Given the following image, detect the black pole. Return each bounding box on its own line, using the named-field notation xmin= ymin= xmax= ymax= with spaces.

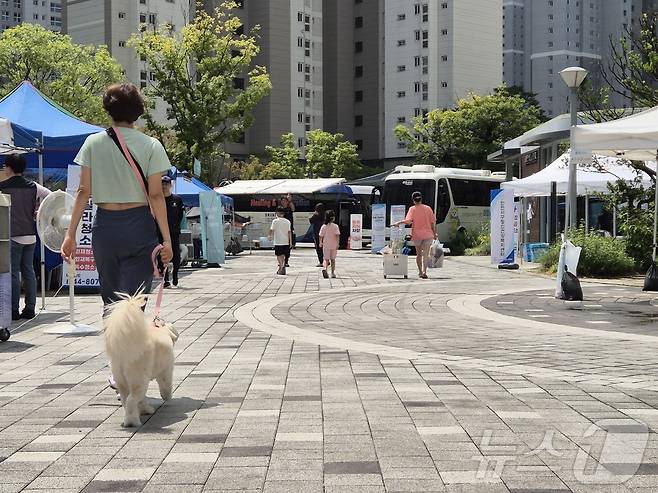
xmin=550 ymin=181 xmax=558 ymax=242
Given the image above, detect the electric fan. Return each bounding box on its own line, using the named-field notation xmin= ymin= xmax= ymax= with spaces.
xmin=36 ymin=190 xmax=97 ymax=335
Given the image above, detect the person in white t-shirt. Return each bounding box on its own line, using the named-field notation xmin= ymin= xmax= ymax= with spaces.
xmin=269 ymin=206 xmax=291 ymax=275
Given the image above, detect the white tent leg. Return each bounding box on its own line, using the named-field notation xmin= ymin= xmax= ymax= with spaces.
xmin=38 ymin=145 xmax=45 ymax=311
xmin=585 ymin=194 xmax=589 ymax=232
xmin=654 ymin=151 xmax=658 ymax=262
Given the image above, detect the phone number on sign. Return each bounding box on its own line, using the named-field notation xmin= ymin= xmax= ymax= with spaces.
xmin=74 ymin=278 xmax=100 ymax=286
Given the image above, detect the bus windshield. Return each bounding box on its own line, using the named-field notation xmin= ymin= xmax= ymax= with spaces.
xmin=384 ymin=179 xmax=436 ymax=223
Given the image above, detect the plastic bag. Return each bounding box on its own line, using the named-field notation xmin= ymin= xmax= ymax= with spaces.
xmin=380 ymin=245 xmax=393 ymax=255
xmin=643 ymin=261 xmax=658 ymax=291
xmin=561 ymin=265 xmax=583 ymax=301
xmin=428 ymin=239 xmax=444 ymax=268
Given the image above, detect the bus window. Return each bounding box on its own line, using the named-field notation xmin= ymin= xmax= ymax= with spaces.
xmin=437 ymin=178 xmax=450 ymax=223
xmin=448 ymin=179 xmax=501 ymax=207
xmin=384 ymin=179 xmax=436 ymax=225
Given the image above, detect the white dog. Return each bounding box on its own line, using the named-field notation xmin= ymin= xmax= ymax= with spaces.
xmin=104 ymin=293 xmax=178 ymax=427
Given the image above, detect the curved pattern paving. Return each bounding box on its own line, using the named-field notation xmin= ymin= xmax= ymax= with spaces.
xmin=236 ymin=278 xmax=658 ymax=391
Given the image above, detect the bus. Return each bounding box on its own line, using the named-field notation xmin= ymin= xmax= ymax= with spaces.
xmin=383 ymin=165 xmax=506 ymax=245
xmin=215 ymin=179 xmax=373 ymax=248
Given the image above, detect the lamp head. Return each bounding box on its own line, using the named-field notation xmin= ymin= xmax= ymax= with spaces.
xmin=559 ymin=66 xmax=589 ymax=88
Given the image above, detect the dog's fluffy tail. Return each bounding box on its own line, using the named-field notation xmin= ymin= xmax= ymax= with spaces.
xmin=104 ymin=294 xmax=151 ymax=363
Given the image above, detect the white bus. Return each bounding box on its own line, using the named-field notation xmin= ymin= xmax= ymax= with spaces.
xmin=215 ymin=179 xmax=373 ymax=248
xmin=384 ymin=165 xmax=506 ymax=244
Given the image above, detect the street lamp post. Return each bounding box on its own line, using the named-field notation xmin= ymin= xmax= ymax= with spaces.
xmin=559 ymin=66 xmax=588 ymax=233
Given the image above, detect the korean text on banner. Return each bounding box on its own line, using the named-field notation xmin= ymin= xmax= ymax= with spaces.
xmin=63 ymin=165 xmax=99 ymax=288
xmin=390 ymin=205 xmax=406 ymax=241
xmin=490 ymin=188 xmax=515 ymax=265
xmin=371 ymin=203 xmax=386 ymax=253
xmin=350 ymin=214 xmax=363 ymax=250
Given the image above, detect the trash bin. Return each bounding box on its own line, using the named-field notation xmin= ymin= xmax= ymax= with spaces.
xmin=0 ymin=192 xmax=10 ymax=341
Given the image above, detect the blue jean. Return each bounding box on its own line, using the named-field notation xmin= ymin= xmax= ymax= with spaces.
xmin=92 ymin=206 xmax=158 ymax=310
xmin=10 ymin=241 xmax=36 ymax=313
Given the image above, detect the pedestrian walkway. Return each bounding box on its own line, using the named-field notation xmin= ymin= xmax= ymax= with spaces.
xmin=1 ymin=250 xmax=658 ymax=492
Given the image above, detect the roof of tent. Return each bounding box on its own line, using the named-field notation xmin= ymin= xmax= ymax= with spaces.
xmin=501 ymin=151 xmax=656 ymax=197
xmin=0 ymin=81 xmax=104 ymax=167
xmin=573 ymin=106 xmax=658 ymax=161
xmin=215 ymin=178 xmax=347 ymax=195
xmin=347 ymin=170 xmax=392 ymax=187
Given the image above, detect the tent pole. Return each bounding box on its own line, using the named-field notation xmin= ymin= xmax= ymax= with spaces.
xmin=38 ymin=139 xmax=46 ymax=311
xmin=653 ymin=151 xmax=658 ymax=262
xmin=585 ymin=194 xmax=589 ymax=233
xmin=613 ymin=207 xmax=617 ymax=237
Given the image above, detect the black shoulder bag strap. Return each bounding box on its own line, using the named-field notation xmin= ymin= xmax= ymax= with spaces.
xmin=106 ymin=128 xmax=149 ymax=194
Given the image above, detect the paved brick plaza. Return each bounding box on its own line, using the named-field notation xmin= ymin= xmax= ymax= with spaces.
xmin=2 ymin=250 xmax=658 ymax=492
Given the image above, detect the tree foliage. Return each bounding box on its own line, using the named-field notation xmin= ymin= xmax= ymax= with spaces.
xmin=306 ymin=129 xmax=362 ymax=179
xmin=130 ymin=1 xmax=271 ymax=181
xmin=0 ymin=23 xmax=123 ymax=125
xmin=261 ymin=133 xmax=303 ymax=179
xmin=395 ymin=87 xmax=542 ymax=169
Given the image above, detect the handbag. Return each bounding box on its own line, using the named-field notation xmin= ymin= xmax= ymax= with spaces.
xmin=107 ymin=127 xmax=171 ymax=328
xmin=643 ymin=261 xmax=658 ymax=291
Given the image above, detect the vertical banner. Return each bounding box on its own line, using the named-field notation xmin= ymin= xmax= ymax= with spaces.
xmin=200 ymin=191 xmax=225 ymax=266
xmin=371 ymin=204 xmax=386 ymax=253
xmin=193 ymin=158 xmax=201 ymax=177
xmin=62 ymin=165 xmax=99 ymax=288
xmin=513 ymin=202 xmax=520 ymax=259
xmin=390 ymin=205 xmax=406 ymax=242
xmin=490 ymin=189 xmax=515 ymax=265
xmin=350 ymin=214 xmax=363 ymax=250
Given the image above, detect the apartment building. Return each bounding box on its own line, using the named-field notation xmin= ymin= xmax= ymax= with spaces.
xmin=218 ymin=0 xmax=324 ymax=159
xmin=63 ymin=0 xmax=191 ymax=121
xmin=504 ymin=0 xmax=658 ymax=118
xmin=0 ymin=0 xmax=62 ymax=32
xmin=324 ymin=0 xmax=502 ymax=166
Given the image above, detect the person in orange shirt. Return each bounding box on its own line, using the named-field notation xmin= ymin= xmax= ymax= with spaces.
xmin=393 ymin=191 xmax=437 ymax=279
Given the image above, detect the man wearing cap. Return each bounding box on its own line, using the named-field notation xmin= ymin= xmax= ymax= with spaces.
xmin=161 ymin=176 xmax=185 ymax=287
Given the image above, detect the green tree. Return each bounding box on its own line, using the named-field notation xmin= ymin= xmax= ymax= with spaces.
xmin=500 ymin=85 xmax=548 ymax=122
xmin=261 ymin=133 xmax=303 ymax=179
xmin=0 ymin=23 xmax=123 ymax=125
xmin=130 ymin=1 xmax=271 ymax=181
xmin=229 ymin=154 xmax=264 ymax=180
xmin=306 ymin=129 xmax=363 ymax=178
xmin=394 ymin=87 xmax=542 ymax=169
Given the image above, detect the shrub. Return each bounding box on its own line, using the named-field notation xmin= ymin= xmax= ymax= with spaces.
xmin=538 ymin=228 xmax=636 ymax=278
xmin=449 ymin=228 xmax=477 ymax=256
xmin=465 ymin=227 xmax=491 ymax=256
xmin=618 ymin=208 xmax=653 ymax=271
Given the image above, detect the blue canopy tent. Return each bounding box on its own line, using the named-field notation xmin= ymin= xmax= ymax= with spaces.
xmin=0 ymin=82 xmax=104 ymax=307
xmin=172 ymin=172 xmax=214 ymax=208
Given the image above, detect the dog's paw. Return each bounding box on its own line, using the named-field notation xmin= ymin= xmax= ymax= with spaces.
xmin=139 ymin=403 xmax=156 ymax=415
xmin=122 ymin=417 xmax=141 ymax=428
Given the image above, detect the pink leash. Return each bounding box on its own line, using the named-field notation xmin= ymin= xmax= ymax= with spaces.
xmin=151 ymin=244 xmax=168 ymax=322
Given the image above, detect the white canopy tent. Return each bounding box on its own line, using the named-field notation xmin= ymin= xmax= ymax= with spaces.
xmin=573 ymin=106 xmax=658 ymax=261
xmin=501 ymin=152 xmax=656 ymax=197
xmin=215 ymin=178 xmax=346 ymax=195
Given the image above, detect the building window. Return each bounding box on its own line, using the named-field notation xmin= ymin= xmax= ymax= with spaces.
xmin=32 ymin=12 xmax=38 ymax=19
xmin=355 ymin=140 xmax=363 ymax=151
xmin=415 ymin=30 xmax=421 ymax=41
xmin=397 ymin=65 xmax=406 ymax=72
xmin=298 ymin=12 xmax=303 ymax=21
xmin=140 ymin=13 xmax=146 ymax=23
xmin=2 ymin=10 xmax=9 ymax=20
xmin=397 ymin=39 xmax=406 ymax=46
xmin=441 ymin=2 xmax=447 ymax=7
xmin=441 ymin=55 xmax=448 ymax=61
xmin=50 ymin=2 xmax=61 ymax=12
xmin=354 ymin=90 xmax=363 ymax=102
xmin=414 ymin=82 xmax=421 ymax=93
xmin=140 ymin=70 xmax=147 ymax=80
xmin=297 ymin=62 xmax=303 ymax=72
xmin=355 ymin=41 xmax=363 ymax=53
xmin=233 ymin=77 xmax=245 ymax=89
xmin=414 ymin=4 xmax=421 ymax=14
xmin=118 ymin=12 xmax=126 ymax=19
xmin=355 ymin=115 xmax=363 ymax=127
xmin=298 ymin=137 xmax=305 ymax=148
xmin=235 ymin=0 xmax=244 ymax=8
xmin=441 ymin=29 xmax=448 ymax=35
xmin=355 ymin=16 xmax=363 ymax=28
xmin=397 ymin=116 xmax=406 ymax=123
xmin=140 ymin=0 xmax=146 ymax=3
xmin=298 ymin=37 xmax=304 ymax=47
xmin=414 ymin=56 xmax=421 ymax=66
xmin=118 ymin=40 xmax=126 ymax=47
xmin=397 ymin=91 xmax=406 ymax=98
xmin=298 ymin=112 xmax=304 ymax=123
xmin=297 ymin=87 xmax=304 ymax=98
xmin=414 ymin=108 xmax=421 ymax=116
xmin=148 ymin=13 xmax=157 ymax=25
xmin=441 ymin=82 xmax=447 ymax=88
xmin=355 ymin=65 xmax=363 ymax=77
xmin=397 ymin=13 xmax=406 ymax=20
xmin=12 ymin=0 xmax=19 ymax=7
xmin=398 ymin=142 xmax=407 ymax=149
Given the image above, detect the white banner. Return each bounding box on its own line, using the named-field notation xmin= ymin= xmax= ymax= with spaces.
xmin=371 ymin=203 xmax=386 ymax=252
xmin=390 ymin=205 xmax=406 ymax=242
xmin=490 ymin=189 xmax=515 ymax=265
xmin=513 ymin=202 xmax=520 ymax=257
xmin=63 ymin=165 xmax=99 ymax=288
xmin=350 ymin=214 xmax=363 ymax=250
